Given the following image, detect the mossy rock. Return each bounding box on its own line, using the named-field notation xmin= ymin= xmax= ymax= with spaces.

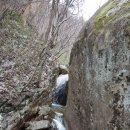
xmin=0 ymin=9 xmax=23 ymax=27
xmin=93 ymin=0 xmax=130 ymax=33
xmin=93 ymin=1 xmax=116 ymax=31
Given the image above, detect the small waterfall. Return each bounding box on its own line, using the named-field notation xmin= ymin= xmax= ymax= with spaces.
xmin=52 ymin=112 xmax=66 ymax=130
xmin=56 ymin=74 xmax=69 ymax=88
xmin=51 ymin=73 xmax=69 ymax=130
xmin=0 ymin=114 xmax=2 ymax=129
xmin=53 ymin=74 xmax=69 ymax=106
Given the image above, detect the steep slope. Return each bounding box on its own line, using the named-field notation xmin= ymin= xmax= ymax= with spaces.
xmin=0 ymin=0 xmax=84 ymax=65
xmin=66 ymin=0 xmax=130 ymax=130
xmin=0 ymin=9 xmax=43 ymax=112
xmin=0 ymin=0 xmax=83 ymax=114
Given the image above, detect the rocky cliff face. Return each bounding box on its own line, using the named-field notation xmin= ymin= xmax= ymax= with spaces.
xmin=66 ymin=0 xmax=130 ymax=129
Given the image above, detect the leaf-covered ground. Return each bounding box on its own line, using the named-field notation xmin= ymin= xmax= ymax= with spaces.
xmin=0 ymin=9 xmax=47 ymax=113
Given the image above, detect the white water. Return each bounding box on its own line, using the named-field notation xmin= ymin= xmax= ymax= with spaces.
xmin=0 ymin=114 xmax=3 ymax=129
xmin=51 ymin=103 xmax=64 ymax=108
xmin=56 ymin=74 xmax=69 ymax=88
xmin=52 ymin=112 xmax=66 ymax=130
xmin=51 ymin=74 xmax=69 ymax=130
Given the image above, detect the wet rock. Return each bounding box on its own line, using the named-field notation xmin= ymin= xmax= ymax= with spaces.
xmin=59 ymin=65 xmax=68 ymax=74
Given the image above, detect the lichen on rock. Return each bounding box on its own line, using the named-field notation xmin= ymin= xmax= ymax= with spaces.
xmin=66 ymin=0 xmax=130 ymax=130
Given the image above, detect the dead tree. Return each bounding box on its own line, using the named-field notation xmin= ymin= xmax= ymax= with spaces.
xmin=23 ymin=0 xmax=82 ymax=89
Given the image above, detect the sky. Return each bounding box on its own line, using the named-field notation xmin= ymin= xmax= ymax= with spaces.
xmin=82 ymin=0 xmax=108 ymax=20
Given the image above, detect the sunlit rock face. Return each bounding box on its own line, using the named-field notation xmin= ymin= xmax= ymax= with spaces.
xmin=66 ymin=0 xmax=130 ymax=130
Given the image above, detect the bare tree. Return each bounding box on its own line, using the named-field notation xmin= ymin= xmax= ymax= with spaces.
xmin=0 ymin=1 xmax=84 ymax=128
xmin=22 ymin=0 xmax=84 ymax=89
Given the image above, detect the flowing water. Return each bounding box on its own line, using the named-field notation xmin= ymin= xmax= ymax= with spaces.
xmin=0 ymin=74 xmax=69 ymax=130
xmin=53 ymin=74 xmax=68 ymax=106
xmin=51 ymin=74 xmax=69 ymax=130
xmin=0 ymin=114 xmax=3 ymax=129
xmin=52 ymin=111 xmax=66 ymax=130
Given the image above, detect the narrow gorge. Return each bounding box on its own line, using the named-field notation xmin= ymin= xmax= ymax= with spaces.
xmin=1 ymin=0 xmax=130 ymax=130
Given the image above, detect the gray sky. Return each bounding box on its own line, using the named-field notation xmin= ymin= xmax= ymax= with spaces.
xmin=82 ymin=0 xmax=108 ymax=20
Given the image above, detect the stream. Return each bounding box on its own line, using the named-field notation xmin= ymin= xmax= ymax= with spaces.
xmin=0 ymin=74 xmax=69 ymax=130
xmin=52 ymin=110 xmax=66 ymax=130
xmin=51 ymin=74 xmax=69 ymax=130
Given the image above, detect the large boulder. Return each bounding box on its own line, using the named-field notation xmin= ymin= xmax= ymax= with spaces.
xmin=66 ymin=0 xmax=130 ymax=130
xmin=26 ymin=120 xmax=51 ymax=130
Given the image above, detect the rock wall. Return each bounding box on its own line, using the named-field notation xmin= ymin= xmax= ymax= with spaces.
xmin=66 ymin=0 xmax=130 ymax=130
